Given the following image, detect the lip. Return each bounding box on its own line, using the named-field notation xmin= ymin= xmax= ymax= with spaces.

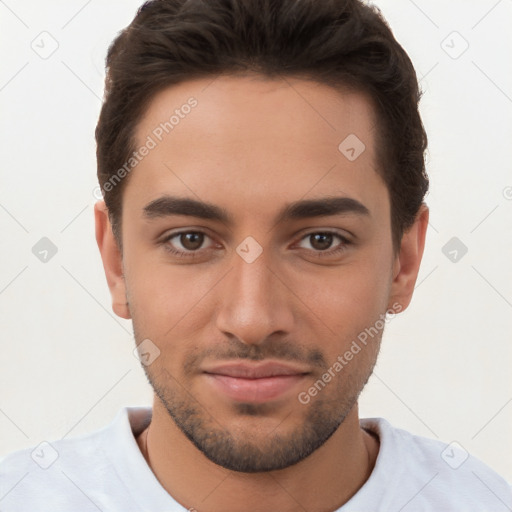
xmin=203 ymin=361 xmax=310 ymax=378
xmin=202 ymin=361 xmax=309 ymax=403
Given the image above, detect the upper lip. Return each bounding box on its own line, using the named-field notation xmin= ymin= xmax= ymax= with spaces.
xmin=202 ymin=361 xmax=310 ymax=379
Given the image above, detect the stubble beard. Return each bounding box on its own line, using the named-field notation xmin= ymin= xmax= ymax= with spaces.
xmin=141 ymin=360 xmax=377 ymax=473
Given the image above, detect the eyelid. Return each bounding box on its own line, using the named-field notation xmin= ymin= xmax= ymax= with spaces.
xmin=293 ymin=225 xmax=352 ymax=241
xmin=292 ymin=229 xmax=351 ymax=248
xmin=160 ymin=229 xmax=218 ymax=250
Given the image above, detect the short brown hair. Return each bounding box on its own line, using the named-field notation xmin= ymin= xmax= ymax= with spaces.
xmin=96 ymin=0 xmax=429 ymax=253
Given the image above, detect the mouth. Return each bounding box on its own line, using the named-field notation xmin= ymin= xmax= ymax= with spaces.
xmin=202 ymin=361 xmax=310 ymax=403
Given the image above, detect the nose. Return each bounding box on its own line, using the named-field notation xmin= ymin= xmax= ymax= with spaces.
xmin=214 ymin=246 xmax=295 ymax=346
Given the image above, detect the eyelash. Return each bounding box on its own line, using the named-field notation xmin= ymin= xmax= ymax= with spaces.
xmin=160 ymin=230 xmax=352 ymax=259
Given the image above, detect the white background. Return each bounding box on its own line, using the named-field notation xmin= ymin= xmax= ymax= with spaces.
xmin=0 ymin=0 xmax=511 ymax=483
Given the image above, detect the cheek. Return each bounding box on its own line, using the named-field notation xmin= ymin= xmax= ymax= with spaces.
xmin=299 ymin=258 xmax=392 ymax=350
xmin=125 ymin=249 xmax=218 ymax=342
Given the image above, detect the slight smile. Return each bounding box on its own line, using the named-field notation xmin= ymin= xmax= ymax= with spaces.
xmin=202 ymin=361 xmax=311 ymax=403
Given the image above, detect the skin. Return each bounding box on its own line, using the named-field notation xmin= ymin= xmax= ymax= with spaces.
xmin=95 ymin=74 xmax=428 ymax=512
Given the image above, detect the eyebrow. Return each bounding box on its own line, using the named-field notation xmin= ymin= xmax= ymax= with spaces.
xmin=142 ymin=195 xmax=370 ymax=224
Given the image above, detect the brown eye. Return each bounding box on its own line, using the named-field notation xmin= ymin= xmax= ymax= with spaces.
xmin=161 ymin=230 xmax=214 ymax=257
xmin=179 ymin=232 xmax=204 ymax=251
xmin=296 ymin=231 xmax=351 ymax=257
xmin=308 ymin=233 xmax=334 ymax=251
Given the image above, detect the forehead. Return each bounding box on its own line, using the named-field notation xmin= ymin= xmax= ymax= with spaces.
xmin=126 ymin=74 xmax=386 ymax=219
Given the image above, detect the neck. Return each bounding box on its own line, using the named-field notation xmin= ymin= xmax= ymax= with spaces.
xmin=137 ymin=399 xmax=379 ymax=512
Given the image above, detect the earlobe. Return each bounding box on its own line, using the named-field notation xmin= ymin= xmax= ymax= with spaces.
xmin=387 ymin=203 xmax=429 ymax=312
xmin=94 ymin=200 xmax=132 ymax=320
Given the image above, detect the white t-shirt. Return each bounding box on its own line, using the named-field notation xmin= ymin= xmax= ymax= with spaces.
xmin=1 ymin=406 xmax=510 ymax=511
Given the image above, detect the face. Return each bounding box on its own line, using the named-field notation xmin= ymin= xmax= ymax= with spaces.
xmin=96 ymin=75 xmax=425 ymax=473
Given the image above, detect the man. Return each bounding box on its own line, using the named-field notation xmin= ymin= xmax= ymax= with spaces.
xmin=1 ymin=0 xmax=510 ymax=510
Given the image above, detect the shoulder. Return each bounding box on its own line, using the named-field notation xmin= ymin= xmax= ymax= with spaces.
xmin=360 ymin=417 xmax=512 ymax=510
xmin=0 ymin=406 xmax=150 ymax=511
xmin=0 ymin=428 xmax=104 ymax=510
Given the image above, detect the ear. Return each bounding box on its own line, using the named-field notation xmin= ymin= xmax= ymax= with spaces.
xmin=94 ymin=200 xmax=131 ymax=320
xmin=387 ymin=203 xmax=429 ymax=312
